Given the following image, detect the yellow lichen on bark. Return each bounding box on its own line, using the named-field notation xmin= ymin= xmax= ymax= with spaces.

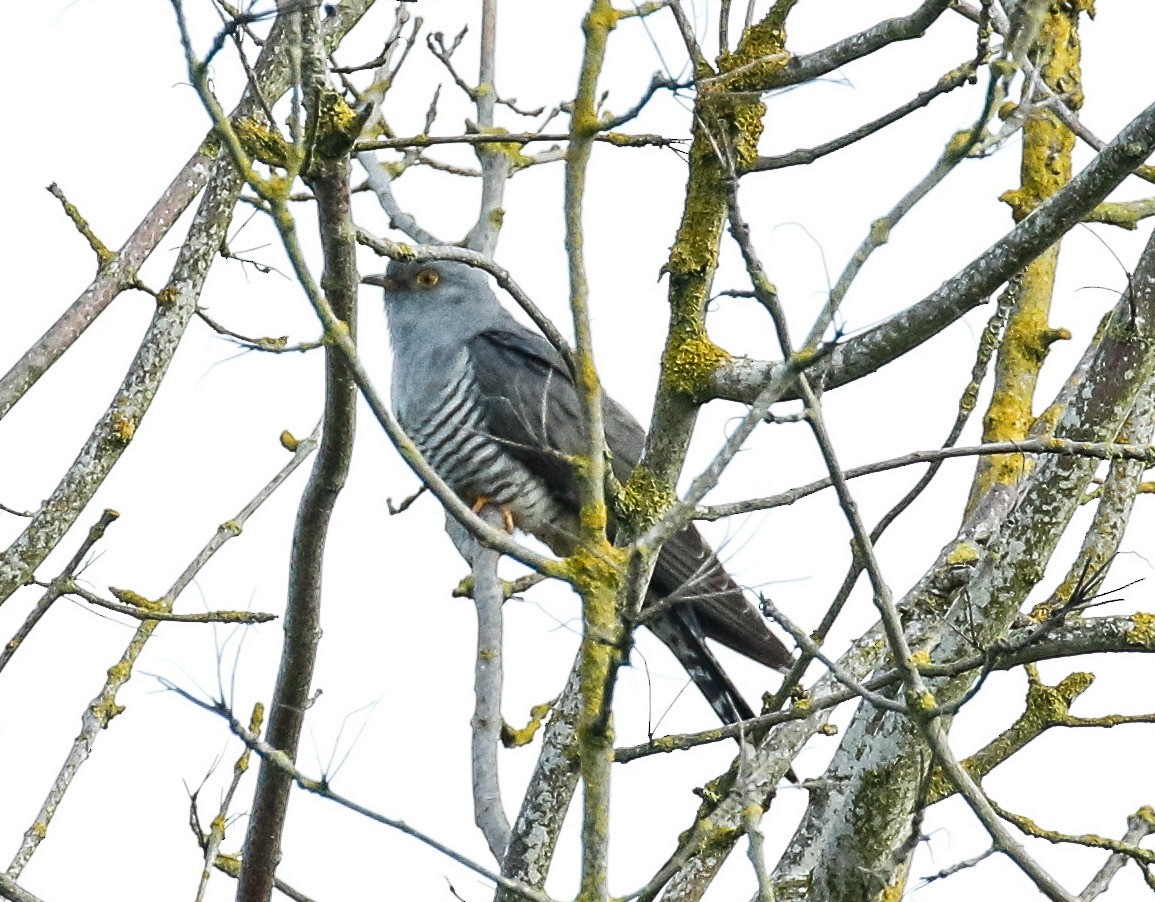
xmin=569 ymin=537 xmax=622 ymax=901
xmin=966 ymin=2 xmax=1086 ymax=516
xmin=234 ymin=117 xmax=293 ymax=169
xmin=926 ymin=668 xmax=1093 ymax=804
xmin=1126 ymin=611 xmax=1155 ymax=645
xmin=616 ymin=465 xmax=677 ymax=534
xmin=661 ymin=11 xmax=790 ymax=401
xmin=310 ymin=89 xmax=361 ymax=161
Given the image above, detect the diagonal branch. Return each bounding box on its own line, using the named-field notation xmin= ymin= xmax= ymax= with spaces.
xmin=709 ymin=96 xmax=1155 ymax=406
xmin=4 ymin=423 xmax=319 ymax=879
xmin=0 ymin=0 xmax=374 ymax=423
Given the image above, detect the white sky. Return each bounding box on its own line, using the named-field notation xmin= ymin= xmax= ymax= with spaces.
xmin=2 ymin=1 xmax=1154 ymax=900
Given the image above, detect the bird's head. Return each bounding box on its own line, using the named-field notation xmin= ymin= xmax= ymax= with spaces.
xmin=363 ymin=258 xmax=495 ymax=311
xmin=363 ymin=258 xmax=508 ymax=347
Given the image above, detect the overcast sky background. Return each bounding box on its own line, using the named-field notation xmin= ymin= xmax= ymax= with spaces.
xmin=2 ymin=1 xmax=1154 ymax=900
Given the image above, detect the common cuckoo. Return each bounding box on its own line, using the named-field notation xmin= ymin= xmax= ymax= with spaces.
xmin=366 ymin=259 xmax=792 ymax=725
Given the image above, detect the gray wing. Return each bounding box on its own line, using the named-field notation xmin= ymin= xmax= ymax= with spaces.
xmin=465 ymin=327 xmax=643 ymax=501
xmin=466 ymin=327 xmax=793 ymax=674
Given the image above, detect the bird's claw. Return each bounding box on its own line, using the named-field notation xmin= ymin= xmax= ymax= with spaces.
xmin=472 ymin=496 xmax=515 ymax=533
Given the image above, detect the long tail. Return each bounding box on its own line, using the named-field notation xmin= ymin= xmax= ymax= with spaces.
xmin=648 ymin=606 xmax=756 ymax=725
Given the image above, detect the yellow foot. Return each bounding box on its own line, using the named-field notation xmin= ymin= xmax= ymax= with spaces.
xmin=472 ymin=496 xmax=515 ymax=533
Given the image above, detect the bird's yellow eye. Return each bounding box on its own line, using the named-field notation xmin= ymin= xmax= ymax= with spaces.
xmin=416 ymin=268 xmax=440 ymax=288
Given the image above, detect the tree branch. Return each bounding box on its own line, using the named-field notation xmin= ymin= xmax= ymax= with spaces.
xmin=238 ymin=8 xmax=358 ymax=898
xmin=0 ymin=1 xmax=374 ymax=422
xmin=446 ymin=507 xmax=513 ymax=860
xmin=709 ymin=96 xmax=1155 ymax=405
xmin=4 ymin=424 xmax=318 ymax=879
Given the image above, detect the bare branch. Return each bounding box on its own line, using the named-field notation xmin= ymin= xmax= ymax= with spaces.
xmin=4 ymin=425 xmax=319 ymax=878
xmin=445 ymin=507 xmax=513 ymax=860
xmin=0 ymin=509 xmax=118 ymax=675
xmin=698 ymin=436 xmax=1155 ymax=521
xmin=1078 ymin=809 xmax=1155 ymax=902
xmin=709 ymin=96 xmax=1155 ymax=405
xmin=356 ymin=131 xmax=681 ymax=151
xmin=749 ymin=56 xmax=982 ymax=172
xmin=163 ymin=685 xmax=558 ymax=902
xmin=705 ymin=0 xmax=953 ymax=93
xmin=238 ymin=10 xmax=359 ymax=896
xmin=0 ymin=876 xmax=46 ymax=902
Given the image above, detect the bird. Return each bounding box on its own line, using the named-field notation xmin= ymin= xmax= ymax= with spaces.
xmin=364 ymin=258 xmax=793 ymax=726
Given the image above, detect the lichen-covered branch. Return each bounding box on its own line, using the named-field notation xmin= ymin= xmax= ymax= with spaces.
xmin=966 ymin=0 xmax=1083 ymax=513
xmin=1078 ymin=808 xmax=1155 ymax=901
xmin=708 ymin=96 xmax=1155 ymax=406
xmin=4 ymin=423 xmax=318 ymax=879
xmin=656 ymin=628 xmax=892 ymax=901
xmin=771 ymin=225 xmax=1155 ymax=901
xmin=0 ymin=0 xmax=374 ymax=423
xmin=497 ymin=666 xmax=582 ymax=901
xmin=463 ymin=0 xmax=512 ymax=257
xmin=1043 ymin=363 xmax=1155 ymax=614
xmin=0 ymin=876 xmax=45 ymax=902
xmin=566 ymin=6 xmax=623 ymax=899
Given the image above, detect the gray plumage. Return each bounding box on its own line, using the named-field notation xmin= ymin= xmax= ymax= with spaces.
xmin=368 ymin=258 xmax=792 ymax=725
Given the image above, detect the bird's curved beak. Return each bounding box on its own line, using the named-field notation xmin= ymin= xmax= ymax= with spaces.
xmin=360 ymin=272 xmax=396 ymax=290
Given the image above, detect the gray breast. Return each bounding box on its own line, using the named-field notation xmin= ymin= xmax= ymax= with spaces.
xmin=400 ymin=358 xmax=578 ymax=553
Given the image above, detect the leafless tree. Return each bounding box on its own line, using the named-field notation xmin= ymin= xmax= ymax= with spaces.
xmin=3 ymin=2 xmax=1154 ymax=902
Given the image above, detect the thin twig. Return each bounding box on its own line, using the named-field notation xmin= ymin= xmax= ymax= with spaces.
xmin=1078 ymin=809 xmax=1155 ymax=901
xmin=921 ymin=847 xmax=996 ymax=884
xmin=750 ymin=56 xmax=982 ymax=172
xmin=192 ymin=702 xmax=265 ymax=902
xmin=53 ymin=580 xmax=276 ymax=625
xmin=4 ymin=424 xmax=319 ymax=878
xmin=162 ymin=684 xmax=558 ymax=902
xmin=0 ymin=509 xmax=119 ymax=675
xmin=698 ymin=436 xmax=1155 ymax=520
xmin=197 ymin=309 xmax=323 ymax=353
